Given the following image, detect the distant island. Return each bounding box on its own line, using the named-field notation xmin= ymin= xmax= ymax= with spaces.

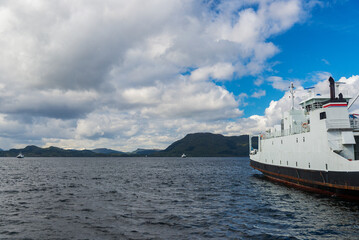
xmin=0 ymin=133 xmax=256 ymax=157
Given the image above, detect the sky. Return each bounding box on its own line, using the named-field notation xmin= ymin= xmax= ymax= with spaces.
xmin=0 ymin=0 xmax=359 ymax=151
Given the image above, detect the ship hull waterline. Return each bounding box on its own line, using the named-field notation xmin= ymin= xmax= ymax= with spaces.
xmin=250 ymin=160 xmax=359 ymax=201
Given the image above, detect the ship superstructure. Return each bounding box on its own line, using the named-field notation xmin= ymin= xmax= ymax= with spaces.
xmin=249 ymin=77 xmax=359 ymax=200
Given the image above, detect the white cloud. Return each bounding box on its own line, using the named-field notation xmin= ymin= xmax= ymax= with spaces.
xmin=251 ymin=90 xmax=266 ymax=98
xmin=254 ymin=77 xmax=264 ymax=86
xmin=0 ymin=0 xmax=310 ymax=150
xmin=338 ymin=75 xmax=359 ymax=112
xmin=139 ymin=79 xmax=242 ymax=120
xmin=190 ymin=63 xmax=235 ymax=82
xmin=122 ymin=87 xmax=162 ymax=105
xmin=267 ymin=76 xmax=302 ymax=91
xmin=267 ymin=76 xmax=290 ymax=90
xmin=321 ymin=58 xmax=330 ymax=65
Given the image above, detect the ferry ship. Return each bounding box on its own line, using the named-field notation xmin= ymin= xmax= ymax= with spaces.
xmin=249 ymin=77 xmax=359 ymax=200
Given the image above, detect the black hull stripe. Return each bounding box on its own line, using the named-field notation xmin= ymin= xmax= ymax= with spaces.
xmin=250 ymin=160 xmax=359 ymax=191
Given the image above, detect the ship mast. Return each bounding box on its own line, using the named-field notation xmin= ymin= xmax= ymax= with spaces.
xmin=290 ymin=82 xmax=294 ymax=110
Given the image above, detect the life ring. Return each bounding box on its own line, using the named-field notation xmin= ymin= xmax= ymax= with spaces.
xmin=302 ymin=122 xmax=308 ymax=128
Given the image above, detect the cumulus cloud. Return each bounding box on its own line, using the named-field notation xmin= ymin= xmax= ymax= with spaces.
xmin=0 ymin=0 xmax=309 ymax=150
xmin=190 ymin=63 xmax=235 ymax=82
xmin=267 ymin=76 xmax=290 ymax=91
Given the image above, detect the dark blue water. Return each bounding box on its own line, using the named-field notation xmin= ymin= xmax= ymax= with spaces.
xmin=1 ymin=157 xmax=359 ymax=239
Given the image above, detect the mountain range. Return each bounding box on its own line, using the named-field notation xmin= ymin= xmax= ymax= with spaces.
xmin=1 ymin=133 xmax=255 ymax=157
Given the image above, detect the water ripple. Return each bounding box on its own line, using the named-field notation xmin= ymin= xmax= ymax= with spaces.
xmin=0 ymin=157 xmax=359 ymax=239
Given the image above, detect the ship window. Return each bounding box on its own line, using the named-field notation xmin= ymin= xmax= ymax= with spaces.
xmin=281 ymin=140 xmax=283 ymax=144
xmin=296 ymin=162 xmax=298 ymax=167
xmin=320 ymin=112 xmax=326 ymax=120
xmin=326 ymin=164 xmax=328 ymax=170
xmin=303 ymin=137 xmax=305 ymax=142
xmin=308 ymin=163 xmax=311 ymax=168
xmin=272 ymin=141 xmax=274 ymax=145
xmin=280 ymin=160 xmax=281 ymax=165
xmin=287 ymin=161 xmax=288 ymax=165
xmin=296 ymin=138 xmax=298 ymax=143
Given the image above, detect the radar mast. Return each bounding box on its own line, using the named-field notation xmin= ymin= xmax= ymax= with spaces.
xmin=290 ymin=82 xmax=294 ymax=110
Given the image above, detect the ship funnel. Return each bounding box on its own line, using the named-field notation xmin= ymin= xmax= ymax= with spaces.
xmin=329 ymin=76 xmax=335 ymax=100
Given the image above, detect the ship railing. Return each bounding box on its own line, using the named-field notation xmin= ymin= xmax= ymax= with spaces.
xmin=263 ymin=125 xmax=310 ymax=139
xmin=350 ymin=118 xmax=359 ymax=130
xmin=304 ymin=102 xmax=324 ymax=112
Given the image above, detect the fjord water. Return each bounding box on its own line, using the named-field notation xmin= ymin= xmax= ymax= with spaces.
xmin=1 ymin=157 xmax=359 ymax=239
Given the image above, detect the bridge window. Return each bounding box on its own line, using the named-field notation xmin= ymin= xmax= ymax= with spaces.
xmin=320 ymin=112 xmax=326 ymax=120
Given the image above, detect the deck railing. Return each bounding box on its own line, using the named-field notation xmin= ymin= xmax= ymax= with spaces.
xmin=350 ymin=118 xmax=359 ymax=130
xmin=263 ymin=125 xmax=310 ymax=139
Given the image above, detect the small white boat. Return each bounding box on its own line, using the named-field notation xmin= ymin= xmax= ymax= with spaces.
xmin=16 ymin=153 xmax=24 ymax=158
xmin=181 ymin=153 xmax=186 ymax=158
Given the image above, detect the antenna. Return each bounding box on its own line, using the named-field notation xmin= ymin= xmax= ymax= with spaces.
xmin=348 ymin=91 xmax=359 ymax=110
xmin=304 ymin=86 xmax=315 ymax=97
xmin=290 ymin=82 xmax=294 ymax=110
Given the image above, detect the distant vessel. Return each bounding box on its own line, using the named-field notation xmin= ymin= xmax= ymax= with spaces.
xmin=181 ymin=153 xmax=187 ymax=158
xmin=250 ymin=77 xmax=359 ymax=200
xmin=16 ymin=153 xmax=24 ymax=158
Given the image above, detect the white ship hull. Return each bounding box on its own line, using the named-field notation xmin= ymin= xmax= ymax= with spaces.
xmin=250 ymin=78 xmax=359 ymax=200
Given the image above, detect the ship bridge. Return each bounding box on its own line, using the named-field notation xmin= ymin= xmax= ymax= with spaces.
xmin=299 ymin=95 xmax=329 ymax=113
xmin=299 ymin=95 xmax=351 ymax=113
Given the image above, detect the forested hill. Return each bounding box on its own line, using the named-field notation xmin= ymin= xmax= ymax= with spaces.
xmin=153 ymin=133 xmax=255 ymax=157
xmin=0 ymin=133 xmax=255 ymax=157
xmin=0 ymin=145 xmax=129 ymax=157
